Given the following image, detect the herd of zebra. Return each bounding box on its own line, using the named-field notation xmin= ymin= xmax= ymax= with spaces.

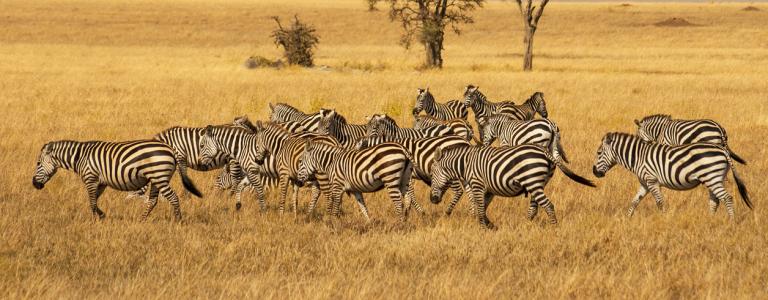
xmin=32 ymin=85 xmax=752 ymax=228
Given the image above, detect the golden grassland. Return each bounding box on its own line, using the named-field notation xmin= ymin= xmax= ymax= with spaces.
xmin=1 ymin=0 xmax=767 ymax=298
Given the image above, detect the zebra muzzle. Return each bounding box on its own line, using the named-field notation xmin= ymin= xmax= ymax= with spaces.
xmin=592 ymin=166 xmax=604 ymax=178
xmin=32 ymin=179 xmax=44 ymax=190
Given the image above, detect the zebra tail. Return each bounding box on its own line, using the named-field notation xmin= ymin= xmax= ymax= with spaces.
xmin=553 ymin=126 xmax=569 ymax=164
xmin=540 ymin=146 xmax=595 ymax=187
xmin=727 ymin=145 xmax=747 ymax=165
xmin=180 ymin=170 xmax=203 ymax=198
xmin=727 ymin=154 xmax=752 ymax=210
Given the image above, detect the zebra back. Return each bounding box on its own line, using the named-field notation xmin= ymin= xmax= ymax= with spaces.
xmin=413 ymin=88 xmax=467 ymax=120
xmin=367 ymin=114 xmax=454 ymax=139
xmin=317 ymin=109 xmax=367 ymax=147
xmin=269 ymin=103 xmax=311 ymax=123
xmin=500 ymin=92 xmax=548 ymax=120
xmin=413 ymin=115 xmax=475 ymax=142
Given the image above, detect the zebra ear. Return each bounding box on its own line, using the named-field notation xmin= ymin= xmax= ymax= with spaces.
xmin=604 ymin=134 xmax=613 ymax=144
xmin=269 ymin=103 xmax=274 ymax=112
xmin=434 ymin=147 xmax=443 ymax=162
xmin=425 ymin=87 xmax=429 ymax=92
xmin=203 ymin=125 xmax=214 ymax=136
xmin=365 ymin=115 xmax=371 ymax=122
xmin=42 ymin=143 xmax=51 ymax=154
xmin=634 ymin=119 xmax=641 ymax=127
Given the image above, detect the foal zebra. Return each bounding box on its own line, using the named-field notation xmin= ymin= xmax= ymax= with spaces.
xmin=355 ymin=135 xmax=470 ymax=215
xmin=33 ymin=140 xmax=202 ymax=221
xmin=463 ymin=85 xmax=517 ymax=120
xmin=366 ymin=114 xmax=454 ymax=139
xmin=412 ymin=115 xmax=476 ymax=142
xmin=430 ymin=144 xmax=595 ymax=228
xmin=477 ymin=114 xmax=569 ymax=163
xmin=316 ymin=109 xmax=368 ymax=147
xmin=268 ymin=103 xmax=323 ymax=132
xmin=296 ymin=141 xmax=415 ymax=222
xmin=634 ymin=114 xmax=746 ymax=164
xmin=592 ymin=132 xmax=751 ymax=219
xmin=412 ymin=88 xmax=468 ymax=120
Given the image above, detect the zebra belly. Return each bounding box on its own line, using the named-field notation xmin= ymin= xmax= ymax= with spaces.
xmin=105 ymin=177 xmax=148 ymax=191
xmin=345 ymin=179 xmax=384 ymax=193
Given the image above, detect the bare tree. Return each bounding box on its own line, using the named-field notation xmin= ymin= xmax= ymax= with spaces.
xmin=372 ymin=0 xmax=484 ymax=69
xmin=514 ymin=0 xmax=549 ymax=71
xmin=271 ymin=16 xmax=320 ymax=67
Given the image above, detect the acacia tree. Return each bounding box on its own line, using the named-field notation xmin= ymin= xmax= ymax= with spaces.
xmin=271 ymin=16 xmax=320 ymax=67
xmin=372 ymin=0 xmax=484 ymax=69
xmin=514 ymin=0 xmax=549 ymax=71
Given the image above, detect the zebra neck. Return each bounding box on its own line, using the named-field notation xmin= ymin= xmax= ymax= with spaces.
xmin=520 ymin=101 xmax=536 ymax=119
xmin=423 ymin=97 xmax=437 ymax=115
xmin=51 ymin=141 xmax=83 ymax=173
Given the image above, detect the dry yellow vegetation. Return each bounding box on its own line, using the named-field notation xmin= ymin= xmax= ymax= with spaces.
xmin=1 ymin=0 xmax=767 ymax=298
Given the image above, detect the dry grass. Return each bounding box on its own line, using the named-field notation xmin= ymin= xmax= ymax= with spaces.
xmin=1 ymin=0 xmax=767 ymax=298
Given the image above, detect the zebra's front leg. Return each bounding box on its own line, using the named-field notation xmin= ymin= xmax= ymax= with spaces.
xmin=306 ymin=182 xmax=322 ymax=215
xmin=404 ymin=180 xmax=425 ymax=217
xmin=85 ymin=180 xmax=107 ymax=220
xmin=646 ymin=181 xmax=665 ymax=214
xmin=444 ymin=181 xmax=465 ymax=216
xmin=467 ymin=182 xmax=493 ymax=229
xmin=329 ymin=184 xmax=345 ymax=218
xmin=291 ymin=183 xmax=300 ymax=216
xmin=627 ymin=185 xmax=648 ymax=217
xmin=141 ymin=184 xmax=160 ymax=221
xmin=352 ymin=192 xmax=371 ymax=222
xmin=244 ymin=170 xmax=267 ymax=212
xmin=277 ymin=174 xmax=290 ymax=214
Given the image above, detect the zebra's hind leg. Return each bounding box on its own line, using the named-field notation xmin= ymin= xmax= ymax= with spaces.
xmin=403 ymin=180 xmax=425 ymax=217
xmin=291 ymin=183 xmax=300 ymax=216
xmin=530 ymin=188 xmax=557 ymax=225
xmin=126 ymin=185 xmax=148 ymax=200
xmin=244 ymin=171 xmax=267 ymax=212
xmin=385 ymin=185 xmax=406 ymax=222
xmin=352 ymin=192 xmax=371 ymax=222
xmin=627 ymin=185 xmax=648 ymax=217
xmin=527 ymin=199 xmax=539 ymax=220
xmin=708 ymin=191 xmax=720 ymax=215
xmin=141 ymin=184 xmax=160 ymax=221
xmin=85 ymin=181 xmax=107 ymax=220
xmin=706 ymin=181 xmax=735 ymax=220
xmin=467 ymin=182 xmax=493 ymax=229
xmin=158 ymin=184 xmax=183 ymax=221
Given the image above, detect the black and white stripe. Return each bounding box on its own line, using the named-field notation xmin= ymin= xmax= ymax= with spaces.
xmin=592 ymin=132 xmax=751 ymax=218
xmin=412 ymin=115 xmax=476 ymax=143
xmin=412 ymin=88 xmax=468 ymax=120
xmin=478 ymin=114 xmax=568 ymax=163
xmin=268 ymin=103 xmax=323 ymax=132
xmin=355 ymin=135 xmax=470 ymax=215
xmin=462 ymin=85 xmax=517 ymax=120
xmin=499 ymin=92 xmax=549 ymax=121
xmin=366 ymin=114 xmax=454 ymax=139
xmin=430 ymin=144 xmax=595 ymax=228
xmin=33 ymin=140 xmax=202 ymax=221
xmin=316 ymin=109 xmax=368 ymax=147
xmin=296 ymin=141 xmax=415 ymax=222
xmin=634 ymin=114 xmax=746 ymax=164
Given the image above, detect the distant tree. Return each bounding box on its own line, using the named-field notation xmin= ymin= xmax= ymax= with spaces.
xmin=271 ymin=16 xmax=320 ymax=67
xmin=513 ymin=0 xmax=549 ymax=71
xmin=371 ymin=0 xmax=485 ymax=69
xmin=367 ymin=0 xmax=379 ymax=11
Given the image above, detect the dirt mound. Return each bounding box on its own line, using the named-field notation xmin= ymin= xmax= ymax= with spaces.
xmin=654 ymin=18 xmax=698 ymax=27
xmin=742 ymin=6 xmax=760 ymax=11
xmin=619 ymin=3 xmax=631 ymax=7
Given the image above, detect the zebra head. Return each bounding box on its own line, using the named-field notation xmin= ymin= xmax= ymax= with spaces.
xmin=635 ymin=114 xmax=668 ymax=142
xmin=233 ymin=115 xmax=258 ymax=133
xmin=316 ymin=109 xmax=336 ymax=136
xmin=529 ymin=92 xmax=548 ymax=118
xmin=32 ymin=143 xmax=58 ymax=190
xmin=253 ymin=132 xmax=270 ymax=165
xmin=365 ymin=114 xmax=388 ymax=137
xmin=476 ymin=116 xmax=496 ymax=146
xmin=593 ymin=133 xmax=619 ymax=178
xmin=296 ymin=140 xmax=320 ymax=186
xmin=199 ymin=126 xmax=224 ymax=166
xmin=412 ymin=88 xmax=430 ymax=116
xmin=463 ymin=85 xmax=480 ymax=108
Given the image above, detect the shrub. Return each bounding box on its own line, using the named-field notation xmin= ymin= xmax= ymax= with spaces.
xmin=271 ymin=16 xmax=320 ymax=67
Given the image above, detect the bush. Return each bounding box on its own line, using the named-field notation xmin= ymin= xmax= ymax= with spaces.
xmin=271 ymin=16 xmax=320 ymax=67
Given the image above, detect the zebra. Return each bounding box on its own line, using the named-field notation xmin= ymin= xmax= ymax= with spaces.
xmin=248 ymin=121 xmax=341 ymax=215
xmin=236 ymin=115 xmax=307 ymax=134
xmin=365 ymin=114 xmax=455 ymax=139
xmin=316 ymin=109 xmax=368 ymax=147
xmin=501 ymin=91 xmax=549 ymax=121
xmin=413 ymin=115 xmax=477 ymax=143
xmin=199 ymin=124 xmax=270 ymax=211
xmin=295 ymin=141 xmax=415 ymax=222
xmin=430 ymin=144 xmax=595 ymax=228
xmin=634 ymin=114 xmax=746 ymax=164
xmin=268 ymin=103 xmax=323 ymax=132
xmin=592 ymin=132 xmax=751 ymax=219
xmin=477 ymin=114 xmax=569 ymax=163
xmin=212 ymin=160 xmax=279 ymax=198
xmin=33 ymin=140 xmax=202 ymax=221
xmin=355 ymin=135 xmax=471 ymax=216
xmin=412 ymin=88 xmax=468 ymax=120
xmin=462 ymin=85 xmax=517 ymax=121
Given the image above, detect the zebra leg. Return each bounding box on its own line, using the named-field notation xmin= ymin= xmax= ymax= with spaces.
xmin=175 ymin=155 xmax=191 ymax=199
xmin=530 ymin=188 xmax=557 ymax=225
xmin=708 ymin=191 xmax=720 ymax=215
xmin=444 ymin=181 xmax=465 ymax=216
xmin=126 ymin=185 xmax=148 ymax=200
xmin=467 ymin=182 xmax=493 ymax=229
xmin=352 ymin=192 xmax=371 ymax=222
xmin=277 ymin=174 xmax=290 ymax=214
xmin=245 ymin=171 xmax=267 ymax=212
xmin=307 ymin=182 xmax=322 ymax=215
xmin=292 ymin=183 xmax=300 ymax=216
xmin=627 ymin=186 xmax=648 ymax=217
xmin=141 ymin=184 xmax=160 ymax=221
xmin=157 ymin=184 xmax=183 ymax=221
xmin=385 ymin=185 xmax=406 ymax=222
xmin=85 ymin=180 xmax=107 ymax=219
xmin=705 ymin=181 xmax=735 ymax=220
xmin=404 ymin=180 xmax=425 ymax=216
xmin=527 ymin=199 xmax=539 ymax=221
xmin=646 ymin=182 xmax=665 ymax=213
xmin=329 ymin=184 xmax=345 ymax=218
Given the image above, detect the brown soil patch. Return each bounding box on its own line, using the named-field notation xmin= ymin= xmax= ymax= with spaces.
xmin=654 ymin=18 xmax=698 ymax=27
xmin=742 ymin=6 xmax=760 ymax=11
xmin=619 ymin=3 xmax=631 ymax=7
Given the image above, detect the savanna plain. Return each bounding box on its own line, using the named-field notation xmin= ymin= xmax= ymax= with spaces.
xmin=1 ymin=0 xmax=767 ymax=298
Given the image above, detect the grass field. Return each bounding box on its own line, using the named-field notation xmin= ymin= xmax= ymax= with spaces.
xmin=1 ymin=0 xmax=767 ymax=298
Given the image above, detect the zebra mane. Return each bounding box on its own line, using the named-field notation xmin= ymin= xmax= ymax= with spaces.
xmin=526 ymin=92 xmax=544 ymax=104
xmin=273 ymin=103 xmax=307 ymax=116
xmin=374 ymin=114 xmax=399 ymax=127
xmin=324 ymin=110 xmax=350 ymax=125
xmin=605 ymin=132 xmax=644 ymax=143
xmin=640 ymin=114 xmax=671 ymax=123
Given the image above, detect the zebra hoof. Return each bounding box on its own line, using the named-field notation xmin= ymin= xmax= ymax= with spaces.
xmin=235 ymin=203 xmax=242 ymax=211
